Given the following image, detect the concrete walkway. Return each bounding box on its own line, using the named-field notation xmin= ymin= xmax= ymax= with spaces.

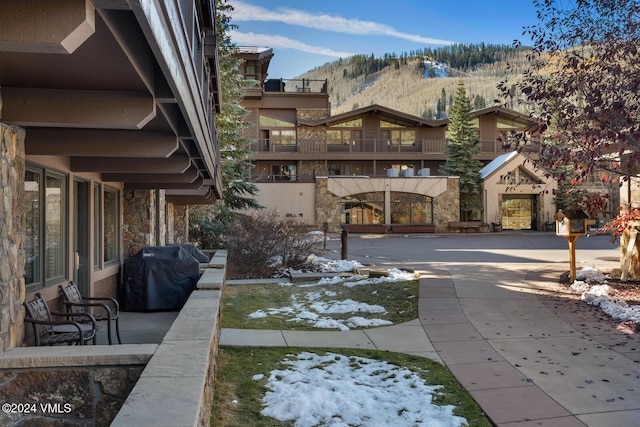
xmin=219 ymin=234 xmax=640 ymax=427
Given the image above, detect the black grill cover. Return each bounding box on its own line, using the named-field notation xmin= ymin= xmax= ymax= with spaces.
xmin=121 ymin=246 xmax=200 ymax=311
xmin=169 ymin=243 xmax=210 ymax=263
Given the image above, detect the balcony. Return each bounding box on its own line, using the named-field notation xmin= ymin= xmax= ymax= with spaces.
xmin=250 ymin=139 xmax=540 ymax=156
xmin=264 ymin=78 xmax=328 ymax=93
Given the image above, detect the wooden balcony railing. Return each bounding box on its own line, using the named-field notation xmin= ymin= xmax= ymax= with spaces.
xmin=264 ymin=78 xmax=328 ymax=94
xmin=250 ymin=139 xmax=540 ymax=155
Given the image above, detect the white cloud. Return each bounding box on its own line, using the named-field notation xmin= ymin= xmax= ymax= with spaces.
xmin=231 ymin=0 xmax=455 ymax=45
xmin=230 ymin=30 xmax=354 ymax=58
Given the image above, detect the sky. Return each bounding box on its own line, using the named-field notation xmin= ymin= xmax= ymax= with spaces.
xmin=228 ymin=0 xmax=540 ymax=78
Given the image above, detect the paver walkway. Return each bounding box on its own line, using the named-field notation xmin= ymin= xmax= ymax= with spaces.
xmin=220 ymin=259 xmax=640 ymax=426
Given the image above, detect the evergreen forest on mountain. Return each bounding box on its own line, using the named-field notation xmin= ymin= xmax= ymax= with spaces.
xmin=297 ymin=43 xmax=533 ymax=119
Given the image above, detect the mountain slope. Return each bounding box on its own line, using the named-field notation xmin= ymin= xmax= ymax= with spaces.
xmin=298 ymin=45 xmax=531 ymax=118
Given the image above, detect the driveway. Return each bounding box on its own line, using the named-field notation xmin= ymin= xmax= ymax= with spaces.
xmin=325 ymin=232 xmax=639 ymax=427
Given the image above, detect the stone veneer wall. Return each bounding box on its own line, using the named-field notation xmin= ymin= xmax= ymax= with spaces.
xmin=0 ymin=358 xmax=148 ymax=426
xmin=0 ymin=123 xmax=25 ymax=355
xmin=122 ymin=189 xmax=156 ymax=257
xmin=297 ymin=108 xmax=329 ymax=177
xmin=315 ymin=178 xmax=341 ymax=232
xmin=433 ymin=177 xmax=460 ymax=232
xmin=173 ymin=204 xmax=189 ymax=243
xmin=157 ymin=190 xmax=166 ymax=246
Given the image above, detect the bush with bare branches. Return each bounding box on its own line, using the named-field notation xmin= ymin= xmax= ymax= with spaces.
xmin=225 ymin=211 xmax=321 ymax=279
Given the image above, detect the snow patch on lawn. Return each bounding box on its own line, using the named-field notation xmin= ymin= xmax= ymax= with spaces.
xmin=260 ymin=351 xmax=467 ymax=427
xmin=248 ymin=256 xmax=415 ymax=331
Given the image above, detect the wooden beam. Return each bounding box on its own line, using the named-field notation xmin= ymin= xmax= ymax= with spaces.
xmin=98 ymin=8 xmax=155 ymax=95
xmin=1 ymin=87 xmax=155 ymax=129
xmin=26 ymin=130 xmax=178 ymax=157
xmin=0 ymin=0 xmax=95 ymax=54
xmin=165 ymin=188 xmax=216 ymax=205
xmin=70 ymin=155 xmax=190 ymax=173
xmin=90 ymin=0 xmax=131 ymax=10
xmin=102 ymin=167 xmax=199 ymax=183
xmin=123 ymin=177 xmax=204 ymax=190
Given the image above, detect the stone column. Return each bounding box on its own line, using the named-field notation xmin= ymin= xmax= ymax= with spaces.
xmin=172 ymin=204 xmax=189 ymax=243
xmin=0 ymin=123 xmax=26 ymax=354
xmin=314 ymin=178 xmax=342 ymax=232
xmin=122 ymin=190 xmax=156 ymax=257
xmin=157 ymin=190 xmax=166 ymax=246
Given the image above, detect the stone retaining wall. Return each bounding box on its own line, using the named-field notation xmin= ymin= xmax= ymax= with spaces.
xmin=111 ymin=252 xmax=225 ymax=426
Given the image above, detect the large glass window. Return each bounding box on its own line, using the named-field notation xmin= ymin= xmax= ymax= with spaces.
xmin=328 ymin=119 xmax=362 ymax=145
xmin=103 ymin=187 xmax=119 ymax=264
xmin=93 ymin=183 xmax=102 ymax=269
xmin=45 ymin=175 xmax=65 ymax=281
xmin=270 ymin=129 xmax=296 ymax=145
xmin=24 ymin=170 xmax=41 ymax=286
xmin=25 ymin=166 xmax=66 ymax=291
xmin=327 ymin=129 xmax=357 ymax=145
xmin=380 ymin=121 xmax=416 ymax=145
xmin=259 ymin=115 xmax=296 ymax=146
xmin=341 ymin=192 xmax=384 ymax=225
xmin=390 ymin=192 xmax=433 ymax=224
xmin=271 ymin=164 xmax=297 ymax=181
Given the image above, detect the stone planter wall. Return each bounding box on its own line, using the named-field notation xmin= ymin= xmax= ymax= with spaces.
xmin=0 ymin=346 xmax=155 ymax=426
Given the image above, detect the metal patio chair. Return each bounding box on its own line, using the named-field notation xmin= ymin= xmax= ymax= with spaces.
xmin=59 ymin=281 xmax=122 ymax=344
xmin=24 ymin=292 xmax=97 ymax=346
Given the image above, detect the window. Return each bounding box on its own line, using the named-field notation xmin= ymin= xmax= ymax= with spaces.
xmin=25 ymin=166 xmax=67 ymax=291
xmin=259 ymin=115 xmax=296 ymax=146
xmin=270 ymin=129 xmax=296 ymax=145
xmin=380 ymin=121 xmax=415 ymax=145
xmin=271 ymin=164 xmax=297 ymax=181
xmin=499 ymin=167 xmax=543 ymax=185
xmin=328 ymin=164 xmax=351 ymax=175
xmin=341 ymin=192 xmax=384 ymax=225
xmin=390 ymin=192 xmax=433 ymax=224
xmin=328 ymin=119 xmax=362 ymax=145
xmin=333 ymin=119 xmax=362 ymax=127
xmin=103 ymin=187 xmax=119 ymax=265
xmin=93 ymin=183 xmax=102 ymax=269
xmin=24 ymin=170 xmax=41 ymax=286
xmin=259 ymin=116 xmax=295 ymax=127
xmin=327 ymin=129 xmax=358 ymax=145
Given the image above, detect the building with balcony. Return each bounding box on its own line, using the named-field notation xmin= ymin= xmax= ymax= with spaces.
xmin=0 ymin=0 xmax=222 ymax=353
xmin=238 ymin=47 xmax=556 ymax=233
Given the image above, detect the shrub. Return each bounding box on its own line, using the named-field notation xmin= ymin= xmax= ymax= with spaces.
xmin=225 ymin=211 xmax=321 ymax=279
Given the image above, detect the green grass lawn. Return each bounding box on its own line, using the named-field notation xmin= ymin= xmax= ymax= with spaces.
xmin=221 ymin=278 xmax=419 ymax=330
xmin=211 ymin=346 xmax=492 ymax=427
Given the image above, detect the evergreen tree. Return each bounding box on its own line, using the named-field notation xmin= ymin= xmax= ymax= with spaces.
xmin=441 ymin=80 xmax=483 ymax=220
xmin=189 ymin=0 xmax=262 ymax=248
xmin=212 ymin=0 xmax=260 ymax=211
